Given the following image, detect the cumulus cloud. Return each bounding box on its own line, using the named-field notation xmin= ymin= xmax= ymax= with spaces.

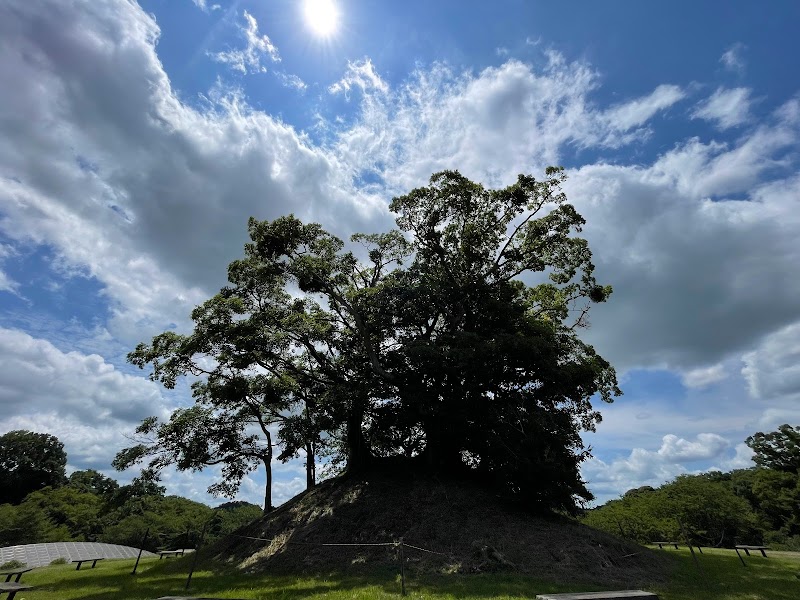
xmin=569 ymin=140 xmax=800 ymax=371
xmin=210 ymin=11 xmax=281 ymax=74
xmin=682 ymin=364 xmax=728 ymax=388
xmin=709 ymin=443 xmax=754 ymax=472
xmin=0 ymin=0 xmax=388 ymax=344
xmin=692 ymin=87 xmax=752 ymax=129
xmin=0 ymin=327 xmax=165 ymax=423
xmin=742 ymin=322 xmax=800 ymax=402
xmin=0 ymin=327 xmax=176 ymax=477
xmin=583 ymin=433 xmax=732 ymax=501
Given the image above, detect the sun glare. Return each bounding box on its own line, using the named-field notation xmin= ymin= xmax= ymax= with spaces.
xmin=303 ymin=0 xmax=339 ymax=38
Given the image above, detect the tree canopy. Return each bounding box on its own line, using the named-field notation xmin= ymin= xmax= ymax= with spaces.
xmin=0 ymin=430 xmax=67 ymax=504
xmin=746 ymin=424 xmax=800 ymax=473
xmin=119 ymin=168 xmax=619 ymax=514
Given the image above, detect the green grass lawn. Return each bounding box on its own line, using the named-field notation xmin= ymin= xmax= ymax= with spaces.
xmin=13 ymin=547 xmax=800 ymax=600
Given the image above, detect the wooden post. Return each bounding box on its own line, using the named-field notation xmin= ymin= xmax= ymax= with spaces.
xmin=185 ymin=523 xmax=208 ymax=590
xmin=399 ymin=539 xmax=406 ymax=596
xmin=677 ymin=519 xmax=705 ymax=576
xmin=735 ymin=547 xmax=747 ymax=567
xmin=687 ymin=544 xmax=704 ymax=573
xmin=131 ymin=527 xmax=150 ymax=575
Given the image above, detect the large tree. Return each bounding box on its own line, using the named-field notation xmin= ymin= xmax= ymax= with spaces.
xmin=0 ymin=430 xmax=67 ymax=504
xmin=120 ymin=168 xmax=619 ymax=514
xmin=746 ymin=424 xmax=800 ymax=473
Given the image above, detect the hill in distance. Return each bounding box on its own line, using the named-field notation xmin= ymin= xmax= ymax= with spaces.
xmin=209 ymin=472 xmax=672 ymax=586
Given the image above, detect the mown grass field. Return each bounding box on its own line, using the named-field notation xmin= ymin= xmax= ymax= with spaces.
xmin=12 ymin=546 xmax=800 ymax=600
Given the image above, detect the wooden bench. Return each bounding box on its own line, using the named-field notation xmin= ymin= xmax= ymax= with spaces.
xmin=0 ymin=582 xmax=33 ymax=599
xmin=650 ymin=541 xmax=679 ymax=549
xmin=0 ymin=569 xmax=32 ymax=583
xmin=72 ymin=557 xmax=105 ymax=570
xmin=158 ymin=549 xmax=186 ymax=559
xmin=536 ymin=591 xmax=658 ymax=600
xmin=736 ymin=545 xmax=770 ymax=557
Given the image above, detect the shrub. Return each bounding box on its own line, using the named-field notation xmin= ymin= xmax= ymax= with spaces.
xmin=0 ymin=559 xmax=26 ymax=569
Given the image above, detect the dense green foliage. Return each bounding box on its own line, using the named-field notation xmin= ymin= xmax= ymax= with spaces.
xmin=0 ymin=475 xmax=262 ymax=550
xmin=0 ymin=432 xmax=262 ymax=550
xmin=0 ymin=430 xmax=67 ymax=504
xmin=583 ymin=425 xmax=800 ymax=550
xmin=746 ymin=423 xmax=800 ymax=472
xmin=120 ymin=168 xmax=619 ymax=514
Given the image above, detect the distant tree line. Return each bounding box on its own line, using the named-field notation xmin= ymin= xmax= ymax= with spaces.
xmin=0 ymin=430 xmax=262 ymax=551
xmin=582 ymin=424 xmax=800 ymax=550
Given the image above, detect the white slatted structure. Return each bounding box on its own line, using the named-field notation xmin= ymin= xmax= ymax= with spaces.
xmin=0 ymin=542 xmax=155 ymax=568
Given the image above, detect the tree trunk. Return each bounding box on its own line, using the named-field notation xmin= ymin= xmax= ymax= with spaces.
xmin=305 ymin=442 xmax=316 ymax=489
xmin=422 ymin=415 xmax=462 ymax=472
xmin=346 ymin=398 xmax=371 ymax=472
xmin=263 ymin=430 xmax=273 ymax=514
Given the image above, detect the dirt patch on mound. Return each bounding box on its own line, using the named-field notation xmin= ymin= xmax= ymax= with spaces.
xmin=209 ymin=473 xmax=672 ymax=586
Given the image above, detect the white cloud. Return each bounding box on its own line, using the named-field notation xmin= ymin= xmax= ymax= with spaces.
xmin=658 ymin=433 xmax=729 ymax=461
xmin=0 ymin=327 xmax=166 ymax=424
xmin=603 ymin=84 xmax=685 ymax=130
xmin=276 ymin=72 xmax=308 ymax=92
xmin=720 ymin=43 xmax=746 ymax=73
xmin=0 ymin=327 xmax=177 ymax=477
xmin=742 ymin=321 xmax=800 ymax=402
xmin=210 ymin=11 xmax=280 ymax=74
xmin=0 ymin=271 xmax=16 ymax=293
xmin=331 ymin=57 xmax=684 ymax=194
xmin=583 ymin=433 xmax=732 ymax=501
xmin=191 ymin=0 xmax=220 ymax=12
xmin=709 ymin=443 xmax=754 ymax=472
xmin=329 ymin=58 xmax=389 ymax=97
xmin=692 ymin=87 xmax=752 ymax=129
xmin=682 ymin=364 xmax=728 ymax=388
xmin=0 ymin=243 xmax=18 ymax=293
xmin=569 ymin=165 xmax=800 ymax=371
xmin=0 ymin=0 xmax=388 ymax=344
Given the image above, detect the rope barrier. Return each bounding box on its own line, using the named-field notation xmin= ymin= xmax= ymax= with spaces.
xmin=230 ymin=533 xmax=448 ymax=555
xmin=402 ymin=542 xmax=448 ymax=556
xmin=230 ymin=534 xmax=396 ymax=547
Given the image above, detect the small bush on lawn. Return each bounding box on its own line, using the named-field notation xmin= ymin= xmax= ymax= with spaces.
xmin=0 ymin=559 xmax=26 ymax=569
xmin=50 ymin=557 xmax=68 ymax=565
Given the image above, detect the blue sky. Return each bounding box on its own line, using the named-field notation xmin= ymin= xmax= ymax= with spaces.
xmin=1 ymin=0 xmax=799 ymax=507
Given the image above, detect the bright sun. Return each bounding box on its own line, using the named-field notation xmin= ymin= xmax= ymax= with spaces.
xmin=303 ymin=0 xmax=340 ymax=38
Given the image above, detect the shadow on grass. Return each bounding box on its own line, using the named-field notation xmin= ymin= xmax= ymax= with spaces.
xmin=651 ymin=549 xmax=800 ymax=600
xmin=19 ymin=550 xmax=800 ymax=600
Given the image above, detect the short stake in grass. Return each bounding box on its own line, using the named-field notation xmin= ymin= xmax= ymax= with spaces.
xmin=186 ymin=522 xmax=208 ymax=591
xmin=398 ymin=539 xmax=406 ymax=597
xmin=132 ymin=527 xmax=150 ymax=575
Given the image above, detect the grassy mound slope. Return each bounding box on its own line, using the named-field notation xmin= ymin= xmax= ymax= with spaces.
xmin=209 ymin=472 xmax=671 ymax=586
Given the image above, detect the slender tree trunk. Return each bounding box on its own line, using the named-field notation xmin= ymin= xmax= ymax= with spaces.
xmin=305 ymin=442 xmax=316 ymax=489
xmin=263 ymin=430 xmax=273 ymax=514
